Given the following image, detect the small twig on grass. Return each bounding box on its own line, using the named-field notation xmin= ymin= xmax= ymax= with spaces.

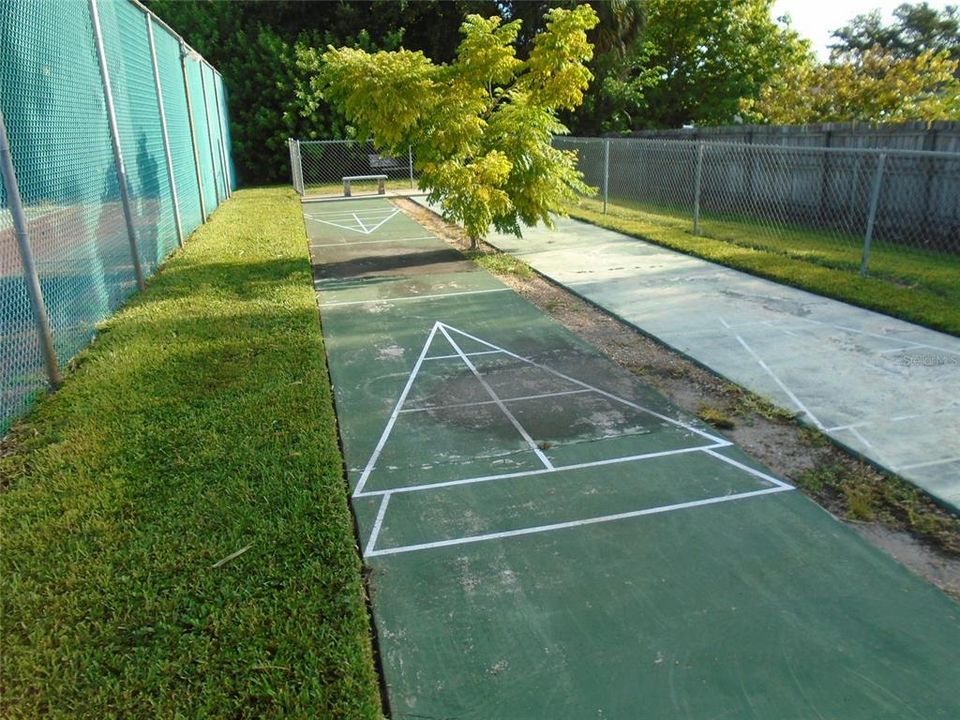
xmin=211 ymin=543 xmax=253 ymax=569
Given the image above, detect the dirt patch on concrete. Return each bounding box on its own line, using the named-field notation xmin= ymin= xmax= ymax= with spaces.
xmin=397 ymin=197 xmax=960 ymax=602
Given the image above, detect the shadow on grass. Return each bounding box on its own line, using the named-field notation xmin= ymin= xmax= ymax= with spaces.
xmin=1 ymin=242 xmax=383 ymax=717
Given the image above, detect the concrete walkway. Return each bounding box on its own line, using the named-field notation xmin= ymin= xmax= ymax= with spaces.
xmin=477 ymin=214 xmax=960 ymax=511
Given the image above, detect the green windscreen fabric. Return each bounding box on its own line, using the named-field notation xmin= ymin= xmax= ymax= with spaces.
xmin=97 ymin=0 xmax=178 ymax=274
xmin=214 ymin=72 xmax=237 ymax=190
xmin=0 ymin=0 xmax=138 ymax=429
xmin=0 ymin=150 xmax=45 ymax=426
xmin=0 ymin=0 xmax=235 ymax=432
xmin=153 ymin=28 xmax=202 ymax=232
xmin=185 ymin=56 xmax=217 ymax=216
xmin=200 ymin=62 xmax=227 ymax=201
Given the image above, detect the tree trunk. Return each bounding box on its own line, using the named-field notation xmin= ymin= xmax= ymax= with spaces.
xmin=469 ymin=235 xmax=479 ymax=250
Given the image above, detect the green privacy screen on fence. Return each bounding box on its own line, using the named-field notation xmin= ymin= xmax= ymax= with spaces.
xmin=0 ymin=0 xmax=235 ymax=432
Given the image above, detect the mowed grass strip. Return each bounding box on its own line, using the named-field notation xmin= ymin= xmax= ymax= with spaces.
xmin=570 ymin=198 xmax=960 ymax=336
xmin=0 ymin=188 xmax=382 ymax=718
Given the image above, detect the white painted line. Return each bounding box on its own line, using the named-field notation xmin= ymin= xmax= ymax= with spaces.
xmin=774 ymin=325 xmax=803 ymax=339
xmin=304 ymin=205 xmax=392 ymax=216
xmin=894 ymin=343 xmax=960 ymax=357
xmin=735 ymin=334 xmax=825 ymax=430
xmin=823 ymin=421 xmax=869 ymax=433
xmin=319 ymin=288 xmax=510 ymax=308
xmin=891 ymin=406 xmax=959 ymax=422
xmin=703 ymin=449 xmax=793 ymax=490
xmin=424 ymin=350 xmax=504 ymax=361
xmin=877 ymin=346 xmax=923 ymax=355
xmin=305 ymin=211 xmax=397 ymax=221
xmin=897 ymin=455 xmax=960 ymax=472
xmin=717 ymin=317 xmax=781 ymax=331
xmin=799 ymin=318 xmax=960 ymax=357
xmin=365 ymin=209 xmax=401 ymax=233
xmin=440 ymin=323 xmax=729 ymax=446
xmin=310 ymin=236 xmax=435 ymax=248
xmin=354 ymin=442 xmax=731 ymax=498
xmin=439 ymin=324 xmax=554 ymax=470
xmin=353 ymin=323 xmax=441 ymax=497
xmin=365 ymin=485 xmax=792 ymax=558
xmin=310 ymin=208 xmax=400 ymax=235
xmin=826 ymin=405 xmax=959 ymax=432
xmin=401 ymin=388 xmax=592 ymax=414
xmin=365 ymin=493 xmax=391 ymax=554
xmin=848 ymin=426 xmax=875 ymax=449
xmin=313 ymin=217 xmax=366 ymax=233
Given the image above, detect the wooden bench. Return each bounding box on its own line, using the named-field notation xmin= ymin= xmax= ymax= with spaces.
xmin=342 ymin=174 xmax=387 ymax=197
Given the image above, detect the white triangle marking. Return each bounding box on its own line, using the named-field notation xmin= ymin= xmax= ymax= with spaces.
xmin=352 ymin=322 xmax=729 ymax=499
xmin=363 ymin=208 xmax=400 ymax=234
xmin=438 ymin=324 xmax=554 ymax=470
xmin=440 ymin=323 xmax=727 ymax=444
xmin=310 ymin=208 xmax=399 ymax=235
xmin=313 ymin=217 xmax=366 ymax=233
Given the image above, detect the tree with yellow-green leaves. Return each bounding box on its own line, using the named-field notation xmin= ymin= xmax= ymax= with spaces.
xmin=301 ymin=5 xmax=599 ymax=248
xmin=742 ymin=47 xmax=960 ymax=124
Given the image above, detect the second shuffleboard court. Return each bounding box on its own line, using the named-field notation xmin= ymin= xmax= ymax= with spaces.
xmin=306 ymin=197 xmax=960 ymax=719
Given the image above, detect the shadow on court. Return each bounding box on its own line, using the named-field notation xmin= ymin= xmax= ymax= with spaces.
xmin=313 ymin=247 xmax=474 ymax=280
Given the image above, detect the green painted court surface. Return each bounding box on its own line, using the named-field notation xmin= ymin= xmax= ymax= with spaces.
xmin=306 ymin=198 xmax=960 ymax=718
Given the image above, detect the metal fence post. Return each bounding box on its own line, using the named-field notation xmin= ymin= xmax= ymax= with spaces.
xmin=0 ymin=109 xmax=62 ymax=388
xmin=289 ymin=139 xmax=304 ymax=195
xmin=145 ymin=15 xmax=185 ymax=248
xmin=212 ymin=71 xmax=232 ymax=199
xmin=207 ymin=63 xmax=231 ymax=198
xmin=860 ymin=152 xmax=887 ymax=276
xmin=296 ymin=140 xmax=305 ymax=194
xmin=198 ymin=64 xmax=221 ymax=206
xmin=288 ymin=138 xmax=299 ymax=194
xmin=408 ymin=145 xmax=414 ymax=189
xmin=603 ymin=139 xmax=610 ymax=214
xmin=180 ymin=45 xmax=207 ymax=221
xmin=288 ymin=138 xmax=295 ymax=190
xmin=89 ymin=0 xmax=146 ymax=290
xmin=693 ymin=142 xmax=705 ymax=236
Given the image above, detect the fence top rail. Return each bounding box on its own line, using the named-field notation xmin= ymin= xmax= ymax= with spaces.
xmin=127 ymin=0 xmax=216 ymax=73
xmin=296 ymin=139 xmax=369 ymax=145
xmin=560 ymin=135 xmax=960 ymax=161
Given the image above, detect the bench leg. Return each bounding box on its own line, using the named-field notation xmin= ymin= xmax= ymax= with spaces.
xmin=377 ymin=178 xmax=385 ymax=195
xmin=343 ymin=179 xmax=351 ymax=197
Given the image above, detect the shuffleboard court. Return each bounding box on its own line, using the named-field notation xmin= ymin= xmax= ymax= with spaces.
xmin=307 ymin=198 xmax=960 ymax=719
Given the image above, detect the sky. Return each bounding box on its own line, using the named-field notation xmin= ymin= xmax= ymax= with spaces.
xmin=772 ymin=0 xmax=957 ymax=59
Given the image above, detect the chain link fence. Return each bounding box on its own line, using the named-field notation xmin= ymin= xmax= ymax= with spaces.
xmin=557 ymin=136 xmax=960 ymax=274
xmin=0 ymin=0 xmax=236 ymax=432
xmin=289 ymin=139 xmax=415 ymax=197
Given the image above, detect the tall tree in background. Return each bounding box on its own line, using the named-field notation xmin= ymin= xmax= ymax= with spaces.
xmin=830 ymin=3 xmax=960 ymax=63
xmin=743 ymin=47 xmax=960 ymax=123
xmin=745 ymin=3 xmax=960 ymax=123
xmin=571 ymin=0 xmax=810 ymax=132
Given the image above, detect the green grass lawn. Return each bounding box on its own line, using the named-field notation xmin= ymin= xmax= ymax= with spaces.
xmin=0 ymin=188 xmax=382 ymax=718
xmin=570 ymin=196 xmax=960 ymax=336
